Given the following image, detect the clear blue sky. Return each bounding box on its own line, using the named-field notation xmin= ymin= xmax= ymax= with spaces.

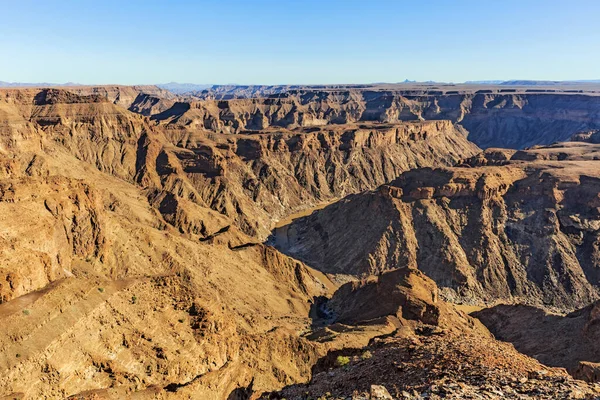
xmin=2 ymin=0 xmax=599 ymax=85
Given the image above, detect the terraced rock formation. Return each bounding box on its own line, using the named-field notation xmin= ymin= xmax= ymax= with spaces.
xmin=0 ymin=87 xmax=342 ymax=398
xmin=272 ymin=142 xmax=600 ymax=310
xmin=147 ymin=89 xmax=600 ymax=149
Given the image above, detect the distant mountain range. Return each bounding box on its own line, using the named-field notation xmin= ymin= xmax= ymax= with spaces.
xmin=466 ymin=80 xmax=600 ymax=85
xmin=0 ymin=81 xmax=81 ymax=88
xmin=3 ymin=80 xmax=600 ymax=94
xmin=156 ymin=82 xmax=213 ymax=94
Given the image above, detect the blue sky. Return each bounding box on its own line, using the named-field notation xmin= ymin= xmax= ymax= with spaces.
xmin=1 ymin=0 xmax=599 ymax=84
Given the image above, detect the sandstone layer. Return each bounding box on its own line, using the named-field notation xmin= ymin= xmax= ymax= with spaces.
xmin=3 ymin=85 xmax=600 ymax=399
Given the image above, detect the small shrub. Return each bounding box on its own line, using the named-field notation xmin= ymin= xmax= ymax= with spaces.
xmin=15 ymin=353 xmax=21 ymax=358
xmin=178 ymin=318 xmax=185 ymax=323
xmin=131 ymin=295 xmax=137 ymax=304
xmin=361 ymin=350 xmax=373 ymax=360
xmin=22 ymin=309 xmax=30 ymax=316
xmin=335 ymin=355 xmax=350 ymax=367
xmin=98 ymin=287 xmax=104 ymax=293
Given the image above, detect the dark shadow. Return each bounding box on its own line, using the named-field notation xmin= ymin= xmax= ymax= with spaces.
xmin=227 ymin=379 xmax=253 ymax=400
xmin=228 ymin=242 xmax=259 ymax=251
xmin=199 ymin=225 xmax=230 ymax=242
xmin=150 ymin=101 xmax=191 ymax=122
xmin=473 ymin=303 xmax=600 ymax=373
xmin=309 ymin=295 xmax=336 ymax=329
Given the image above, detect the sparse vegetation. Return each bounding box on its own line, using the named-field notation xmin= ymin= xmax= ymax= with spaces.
xmin=131 ymin=295 xmax=137 ymax=304
xmin=22 ymin=309 xmax=30 ymax=316
xmin=335 ymin=355 xmax=350 ymax=367
xmin=178 ymin=318 xmax=185 ymax=323
xmin=361 ymin=350 xmax=373 ymax=360
xmin=98 ymin=287 xmax=104 ymax=293
xmin=15 ymin=353 xmax=21 ymax=358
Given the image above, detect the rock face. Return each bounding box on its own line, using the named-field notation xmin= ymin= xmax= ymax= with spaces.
xmin=327 ymin=269 xmax=479 ymax=333
xmin=160 ymin=121 xmax=479 ymax=239
xmin=4 ymin=84 xmax=600 ymax=398
xmin=264 ymin=248 xmax=600 ymax=400
xmin=1 ymin=88 xmax=478 ymax=241
xmin=474 ymin=300 xmax=600 ymax=376
xmin=574 ymin=362 xmax=600 ymax=383
xmin=273 ymin=142 xmax=600 ymax=310
xmin=147 ymin=89 xmax=600 ymax=149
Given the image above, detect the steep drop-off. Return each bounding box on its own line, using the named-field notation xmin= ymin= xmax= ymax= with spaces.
xmin=272 ymin=142 xmax=600 ymax=310
xmin=3 ymin=86 xmax=600 ymax=398
xmin=474 ymin=302 xmax=600 ymax=376
xmin=160 ymin=121 xmax=478 ymax=239
xmin=1 ymin=88 xmax=479 ymax=240
xmin=147 ymin=89 xmax=600 ymax=149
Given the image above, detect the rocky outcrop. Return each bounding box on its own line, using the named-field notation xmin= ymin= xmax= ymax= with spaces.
xmin=5 ymin=85 xmax=600 ymax=398
xmin=0 ymin=87 xmax=481 ymax=398
xmin=162 ymin=121 xmax=478 ymax=239
xmin=571 ymin=129 xmax=600 ymax=143
xmin=327 ymin=268 xmax=483 ymax=334
xmin=574 ymin=362 xmax=600 ymax=383
xmin=266 ymin=330 xmax=597 ymax=400
xmin=266 ymin=264 xmax=599 ymax=399
xmin=272 ymin=143 xmax=600 ymax=310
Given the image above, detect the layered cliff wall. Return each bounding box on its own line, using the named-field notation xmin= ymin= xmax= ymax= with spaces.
xmin=271 ymin=142 xmax=600 ymax=310
xmin=148 ymin=90 xmax=600 ymax=149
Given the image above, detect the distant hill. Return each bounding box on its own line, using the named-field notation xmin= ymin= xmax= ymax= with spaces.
xmin=156 ymin=82 xmax=213 ymax=94
xmin=466 ymin=80 xmax=600 ymax=85
xmin=0 ymin=81 xmax=82 ymax=88
xmin=464 ymin=80 xmax=504 ymax=84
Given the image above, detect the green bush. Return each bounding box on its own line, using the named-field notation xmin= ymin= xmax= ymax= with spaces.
xmin=361 ymin=350 xmax=373 ymax=360
xmin=22 ymin=309 xmax=30 ymax=316
xmin=335 ymin=355 xmax=350 ymax=367
xmin=98 ymin=287 xmax=104 ymax=293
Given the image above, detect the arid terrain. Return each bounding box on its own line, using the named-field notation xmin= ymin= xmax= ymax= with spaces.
xmin=2 ymin=83 xmax=600 ymax=399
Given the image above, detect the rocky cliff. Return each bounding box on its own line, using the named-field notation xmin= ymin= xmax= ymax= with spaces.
xmin=272 ymin=142 xmax=600 ymax=310
xmin=145 ymin=89 xmax=600 ymax=149
xmin=474 ymin=301 xmax=600 ymax=375
xmin=1 ymin=88 xmax=479 ymax=240
xmin=160 ymin=121 xmax=478 ymax=239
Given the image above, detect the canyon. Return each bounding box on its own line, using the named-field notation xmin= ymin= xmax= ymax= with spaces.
xmin=2 ymin=84 xmax=600 ymax=399
xmin=144 ymin=84 xmax=600 ymax=150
